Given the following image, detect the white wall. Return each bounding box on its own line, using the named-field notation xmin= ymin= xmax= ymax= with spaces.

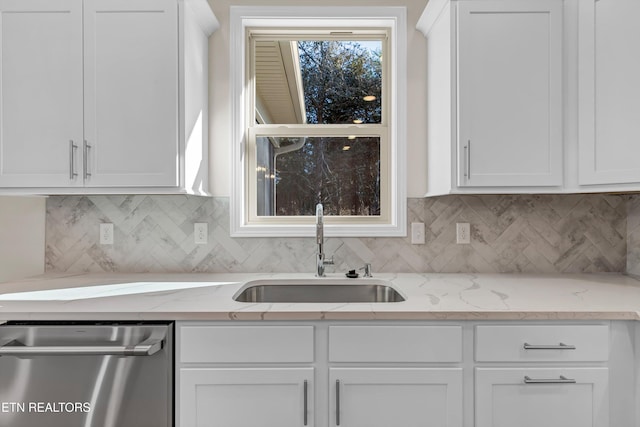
xmin=0 ymin=196 xmax=46 ymax=282
xmin=206 ymin=0 xmax=429 ymax=198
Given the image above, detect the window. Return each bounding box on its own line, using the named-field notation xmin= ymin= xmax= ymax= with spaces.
xmin=230 ymin=7 xmax=406 ymax=237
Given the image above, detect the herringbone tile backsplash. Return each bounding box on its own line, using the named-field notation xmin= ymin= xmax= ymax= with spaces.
xmin=626 ymin=195 xmax=640 ymax=276
xmin=45 ymin=194 xmax=627 ymax=274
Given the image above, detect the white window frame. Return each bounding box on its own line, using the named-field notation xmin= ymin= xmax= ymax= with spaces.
xmin=230 ymin=6 xmax=407 ymax=237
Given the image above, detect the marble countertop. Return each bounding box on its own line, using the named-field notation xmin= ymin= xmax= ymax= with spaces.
xmin=0 ymin=272 xmax=639 ymax=321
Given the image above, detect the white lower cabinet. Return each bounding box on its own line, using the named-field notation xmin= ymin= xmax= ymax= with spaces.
xmin=329 ymin=368 xmax=462 ymax=427
xmin=475 ymin=368 xmax=609 ymax=427
xmin=326 ymin=325 xmax=463 ymax=427
xmin=177 ymin=321 xmax=629 ymax=427
xmin=177 ymin=323 xmax=463 ymax=427
xmin=474 ymin=324 xmax=611 ymax=427
xmin=178 ymin=366 xmax=463 ymax=427
xmin=179 ymin=368 xmax=314 ymax=427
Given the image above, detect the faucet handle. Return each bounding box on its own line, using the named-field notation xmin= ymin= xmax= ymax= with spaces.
xmin=359 ymin=263 xmax=372 ymax=277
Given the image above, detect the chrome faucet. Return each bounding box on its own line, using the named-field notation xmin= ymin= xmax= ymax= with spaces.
xmin=315 ymin=203 xmax=334 ymax=277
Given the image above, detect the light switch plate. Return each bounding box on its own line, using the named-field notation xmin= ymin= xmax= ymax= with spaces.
xmin=411 ymin=222 xmax=425 ymax=245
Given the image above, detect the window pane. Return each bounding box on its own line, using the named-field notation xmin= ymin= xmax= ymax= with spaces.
xmin=256 ymin=136 xmax=381 ymax=216
xmin=254 ymin=40 xmax=382 ymax=125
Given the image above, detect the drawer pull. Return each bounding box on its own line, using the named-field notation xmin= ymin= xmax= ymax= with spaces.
xmin=303 ymin=380 xmax=308 ymax=426
xmin=464 ymin=140 xmax=471 ymax=179
xmin=0 ymin=338 xmax=163 ymax=356
xmin=336 ymin=379 xmax=341 ymax=426
xmin=523 ymin=342 xmax=576 ymax=350
xmin=467 ymin=140 xmax=471 ymax=179
xmin=69 ymin=140 xmax=78 ymax=180
xmin=83 ymin=140 xmax=92 ymax=179
xmin=524 ymin=375 xmax=576 ymax=384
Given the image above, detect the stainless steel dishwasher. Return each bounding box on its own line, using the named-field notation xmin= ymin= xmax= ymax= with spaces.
xmin=0 ymin=321 xmax=172 ymax=427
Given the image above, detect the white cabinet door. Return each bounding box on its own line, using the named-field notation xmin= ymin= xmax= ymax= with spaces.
xmin=457 ymin=0 xmax=563 ymax=187
xmin=476 ymin=368 xmax=609 ymax=427
xmin=578 ymin=0 xmax=640 ymax=185
xmin=0 ymin=0 xmax=83 ymax=187
xmin=329 ymin=368 xmax=463 ymax=427
xmin=179 ymin=367 xmax=314 ymax=427
xmin=83 ymin=0 xmax=178 ymax=187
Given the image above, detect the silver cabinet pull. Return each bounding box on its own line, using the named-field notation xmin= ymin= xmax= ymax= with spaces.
xmin=69 ymin=140 xmax=78 ymax=180
xmin=467 ymin=140 xmax=471 ymax=179
xmin=524 ymin=375 xmax=576 ymax=384
xmin=0 ymin=337 xmax=163 ymax=357
xmin=83 ymin=140 xmax=92 ymax=179
xmin=303 ymin=380 xmax=308 ymax=426
xmin=523 ymin=342 xmax=576 ymax=350
xmin=463 ymin=140 xmax=471 ymax=180
xmin=335 ymin=379 xmax=340 ymax=426
xmin=463 ymin=144 xmax=468 ymax=178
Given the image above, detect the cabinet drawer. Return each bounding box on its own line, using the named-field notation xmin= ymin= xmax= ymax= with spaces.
xmin=475 ymin=325 xmax=609 ymax=362
xmin=329 ymin=326 xmax=462 ymax=362
xmin=180 ymin=326 xmax=314 ymax=363
xmin=475 ymin=367 xmax=609 ymax=427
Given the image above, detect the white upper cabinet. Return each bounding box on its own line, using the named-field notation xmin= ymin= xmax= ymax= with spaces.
xmin=83 ymin=0 xmax=178 ymax=187
xmin=418 ymin=0 xmax=563 ymax=195
xmin=0 ymin=0 xmax=83 ymax=187
xmin=457 ymin=0 xmax=563 ymax=188
xmin=420 ymin=0 xmax=640 ymax=195
xmin=578 ymin=0 xmax=640 ymax=186
xmin=0 ymin=0 xmax=217 ymax=194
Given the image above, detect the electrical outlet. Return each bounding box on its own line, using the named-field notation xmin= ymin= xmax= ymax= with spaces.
xmin=194 ymin=223 xmax=208 ymax=244
xmin=411 ymin=222 xmax=425 ymax=245
xmin=100 ymin=223 xmax=114 ymax=245
xmin=456 ymin=223 xmax=470 ymax=244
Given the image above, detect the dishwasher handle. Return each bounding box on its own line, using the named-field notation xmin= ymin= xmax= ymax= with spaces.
xmin=0 ymin=336 xmax=163 ymax=357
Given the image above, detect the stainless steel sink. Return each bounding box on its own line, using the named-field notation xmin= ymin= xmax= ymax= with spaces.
xmin=233 ymin=279 xmax=405 ymax=303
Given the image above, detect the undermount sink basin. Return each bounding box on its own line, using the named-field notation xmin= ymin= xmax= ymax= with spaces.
xmin=233 ymin=279 xmax=405 ymax=303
